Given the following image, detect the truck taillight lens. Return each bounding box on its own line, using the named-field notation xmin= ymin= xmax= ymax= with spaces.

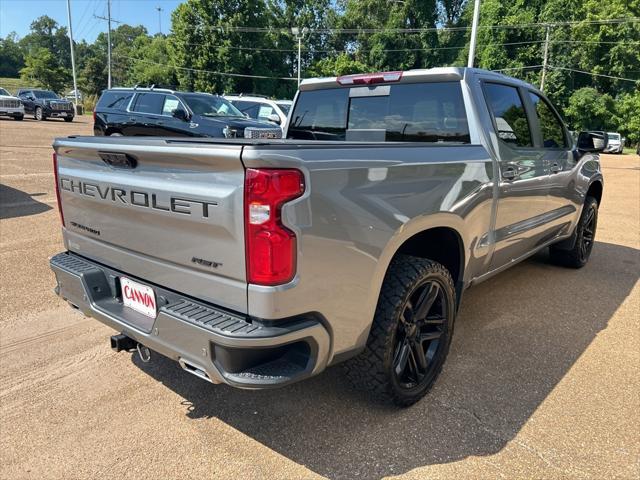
xmin=244 ymin=168 xmax=304 ymax=285
xmin=52 ymin=152 xmax=65 ymax=226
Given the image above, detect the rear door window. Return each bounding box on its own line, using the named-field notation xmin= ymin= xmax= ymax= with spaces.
xmin=287 ymin=82 xmax=470 ymax=142
xmin=131 ymin=93 xmax=164 ymax=115
xmin=483 ymin=83 xmax=533 ymax=147
xmin=97 ymin=91 xmax=134 ymax=111
xmin=528 ymin=92 xmax=568 ymax=148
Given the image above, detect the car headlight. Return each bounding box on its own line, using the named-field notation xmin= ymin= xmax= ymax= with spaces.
xmin=223 ymin=126 xmax=238 ymax=138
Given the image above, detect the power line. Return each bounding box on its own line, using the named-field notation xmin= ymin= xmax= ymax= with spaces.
xmin=187 ymin=17 xmax=640 ymax=35
xmin=117 ymin=55 xmax=299 ymax=81
xmin=548 ymin=66 xmax=639 ymax=83
xmin=492 ymin=65 xmax=544 ymax=72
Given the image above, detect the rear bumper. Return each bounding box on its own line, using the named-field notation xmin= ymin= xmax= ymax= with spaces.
xmin=50 ymin=251 xmax=330 ymax=389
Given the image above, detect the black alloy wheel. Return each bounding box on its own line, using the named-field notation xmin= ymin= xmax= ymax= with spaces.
xmin=579 ymin=202 xmax=597 ymax=263
xmin=393 ymin=278 xmax=448 ymax=390
xmin=550 ymin=196 xmax=599 ymax=268
xmin=343 ymin=255 xmax=456 ymax=406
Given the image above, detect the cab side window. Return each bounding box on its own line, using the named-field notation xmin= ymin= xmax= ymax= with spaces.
xmin=483 ymin=83 xmax=533 ymax=148
xmin=528 ymin=92 xmax=568 ymax=148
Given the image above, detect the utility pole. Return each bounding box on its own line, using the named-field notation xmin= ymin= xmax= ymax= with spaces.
xmin=156 ymin=6 xmax=163 ymax=35
xmin=94 ymin=2 xmax=121 ymax=88
xmin=540 ymin=24 xmax=551 ymax=91
xmin=291 ymin=27 xmax=308 ymax=86
xmin=107 ymin=0 xmax=112 ymax=88
xmin=66 ymin=0 xmax=79 ymax=111
xmin=467 ymin=0 xmax=481 ymax=68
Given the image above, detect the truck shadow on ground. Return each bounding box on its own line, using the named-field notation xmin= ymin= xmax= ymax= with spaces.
xmin=0 ymin=183 xmax=52 ymax=219
xmin=133 ymin=241 xmax=639 ymax=479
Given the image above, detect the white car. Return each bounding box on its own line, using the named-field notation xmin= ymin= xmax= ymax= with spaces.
xmin=0 ymin=87 xmax=24 ymax=121
xmin=605 ymin=132 xmax=624 ymax=154
xmin=224 ymin=94 xmax=292 ymax=128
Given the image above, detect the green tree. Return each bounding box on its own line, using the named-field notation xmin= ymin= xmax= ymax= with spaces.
xmin=20 ymin=16 xmax=71 ymax=69
xmin=20 ymin=47 xmax=70 ymax=92
xmin=79 ymin=55 xmax=108 ymax=95
xmin=0 ymin=32 xmax=25 ymax=77
xmin=616 ymin=91 xmax=640 ymax=145
xmin=564 ymin=87 xmax=619 ymax=131
xmin=170 ymin=0 xmax=281 ymax=95
xmin=335 ymin=0 xmax=440 ymax=72
xmin=125 ymin=35 xmax=177 ymax=87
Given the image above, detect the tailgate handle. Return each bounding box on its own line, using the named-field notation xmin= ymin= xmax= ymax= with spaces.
xmin=98 ymin=151 xmax=138 ymax=169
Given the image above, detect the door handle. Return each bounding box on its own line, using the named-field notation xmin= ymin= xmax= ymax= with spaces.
xmin=156 ymin=121 xmax=163 ymax=125
xmin=550 ymin=163 xmax=561 ymax=174
xmin=502 ymin=165 xmax=518 ymax=180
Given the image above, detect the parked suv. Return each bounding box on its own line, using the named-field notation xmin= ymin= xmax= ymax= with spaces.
xmin=0 ymin=87 xmax=24 ymax=120
xmin=225 ymin=94 xmax=292 ymax=127
xmin=94 ymin=88 xmax=282 ymax=139
xmin=16 ymin=89 xmax=74 ymax=121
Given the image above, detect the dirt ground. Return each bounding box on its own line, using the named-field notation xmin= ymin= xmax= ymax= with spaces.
xmin=1 ymin=116 xmax=638 ymax=480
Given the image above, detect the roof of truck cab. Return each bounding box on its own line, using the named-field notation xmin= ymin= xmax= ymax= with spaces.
xmin=298 ymin=67 xmax=535 ymax=91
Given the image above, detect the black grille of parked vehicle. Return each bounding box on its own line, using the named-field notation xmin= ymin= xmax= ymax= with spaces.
xmin=52 ymin=101 xmax=73 ymax=110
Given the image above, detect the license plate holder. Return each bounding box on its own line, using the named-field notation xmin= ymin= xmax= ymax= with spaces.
xmin=120 ymin=277 xmax=157 ymax=319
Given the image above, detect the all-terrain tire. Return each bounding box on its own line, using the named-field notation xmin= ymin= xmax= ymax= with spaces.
xmin=343 ymin=255 xmax=456 ymax=407
xmin=35 ymin=107 xmax=45 ymax=121
xmin=549 ymin=196 xmax=598 ymax=268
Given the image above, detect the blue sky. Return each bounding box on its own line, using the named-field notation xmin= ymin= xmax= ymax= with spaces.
xmin=0 ymin=0 xmax=182 ymax=42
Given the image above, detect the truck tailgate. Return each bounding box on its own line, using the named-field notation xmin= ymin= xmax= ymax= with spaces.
xmin=53 ymin=137 xmax=247 ymax=313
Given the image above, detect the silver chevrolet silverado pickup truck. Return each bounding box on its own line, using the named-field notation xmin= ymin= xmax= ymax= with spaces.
xmin=50 ymin=68 xmax=606 ymax=406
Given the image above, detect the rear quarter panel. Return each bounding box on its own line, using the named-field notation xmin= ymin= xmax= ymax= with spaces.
xmin=241 ymin=143 xmax=495 ymax=358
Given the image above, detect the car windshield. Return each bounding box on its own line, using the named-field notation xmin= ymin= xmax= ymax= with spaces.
xmin=0 ymin=88 xmax=10 ymax=96
xmin=34 ymin=90 xmax=59 ymax=99
xmin=608 ymin=133 xmax=620 ymax=140
xmin=276 ymin=102 xmax=291 ymax=114
xmin=181 ymin=94 xmax=243 ymax=117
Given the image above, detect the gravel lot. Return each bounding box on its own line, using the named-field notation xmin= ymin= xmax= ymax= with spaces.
xmin=1 ymin=117 xmax=638 ymax=479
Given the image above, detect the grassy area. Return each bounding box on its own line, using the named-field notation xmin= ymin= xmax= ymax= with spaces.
xmin=0 ymin=77 xmax=28 ymax=95
xmin=623 ymin=147 xmax=638 ymax=156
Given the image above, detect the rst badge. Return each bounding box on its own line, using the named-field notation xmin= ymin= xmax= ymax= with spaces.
xmin=120 ymin=277 xmax=157 ymax=318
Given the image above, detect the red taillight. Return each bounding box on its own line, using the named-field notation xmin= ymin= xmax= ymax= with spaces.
xmin=336 ymin=70 xmax=403 ymax=86
xmin=244 ymin=168 xmax=305 ymax=285
xmin=52 ymin=152 xmax=65 ymax=226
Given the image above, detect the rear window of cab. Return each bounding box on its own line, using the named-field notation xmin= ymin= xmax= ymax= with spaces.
xmin=287 ymin=82 xmax=470 ymax=143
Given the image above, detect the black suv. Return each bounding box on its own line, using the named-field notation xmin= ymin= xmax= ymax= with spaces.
xmin=93 ymin=88 xmax=282 ymax=138
xmin=16 ymin=89 xmax=74 ymax=121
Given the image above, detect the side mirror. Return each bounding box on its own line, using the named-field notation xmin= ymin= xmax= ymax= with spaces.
xmin=266 ymin=113 xmax=281 ymax=125
xmin=172 ymin=108 xmax=189 ymax=121
xmin=577 ymin=131 xmax=608 ymax=153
